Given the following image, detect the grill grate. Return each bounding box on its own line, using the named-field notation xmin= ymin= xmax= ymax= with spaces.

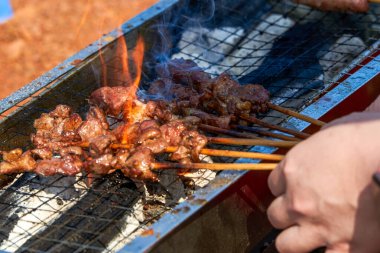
xmin=0 ymin=0 xmax=379 ymax=252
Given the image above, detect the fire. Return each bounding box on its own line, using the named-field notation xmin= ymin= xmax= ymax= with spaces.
xmin=106 ymin=34 xmax=145 ymax=144
xmin=121 ymin=35 xmax=145 ymax=119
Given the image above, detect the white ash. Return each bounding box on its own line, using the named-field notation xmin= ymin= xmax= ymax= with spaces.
xmin=103 ymin=198 xmax=145 ymax=253
xmin=318 ymin=34 xmax=366 ymax=84
xmin=0 ymin=175 xmax=87 ymax=252
xmin=172 ymin=26 xmax=244 ymax=75
xmin=219 ymin=14 xmax=295 ymax=76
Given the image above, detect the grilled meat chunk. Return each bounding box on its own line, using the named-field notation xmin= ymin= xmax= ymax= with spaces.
xmin=35 ymin=155 xmax=83 ymax=176
xmin=0 ymin=149 xmax=36 ymax=174
xmin=32 ymin=105 xmax=83 ymax=151
xmin=121 ymin=148 xmax=158 ymax=181
xmin=89 ymin=86 xmax=133 ymax=116
xmin=156 ymin=58 xmax=212 ymax=91
xmin=182 ymin=108 xmax=231 ymax=129
xmin=77 ymin=107 xmax=109 ymax=141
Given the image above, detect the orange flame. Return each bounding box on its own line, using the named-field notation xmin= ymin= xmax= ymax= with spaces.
xmin=113 ymin=35 xmax=145 ymax=144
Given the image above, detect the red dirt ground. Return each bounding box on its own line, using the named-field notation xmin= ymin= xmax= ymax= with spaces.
xmin=0 ymin=0 xmax=157 ymax=99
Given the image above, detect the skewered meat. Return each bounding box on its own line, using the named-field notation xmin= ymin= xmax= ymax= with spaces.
xmin=83 ymin=154 xmax=115 ymax=175
xmin=0 ymin=58 xmax=272 ymax=183
xmin=182 ymin=108 xmax=231 ymax=129
xmin=31 ymin=148 xmax=53 ymax=160
xmin=0 ymin=149 xmax=36 ymax=174
xmin=77 ymin=106 xmax=109 ymax=141
xmin=88 ymin=134 xmax=116 ymax=156
xmin=89 ymin=86 xmax=133 ymax=116
xmin=31 ymin=105 xmax=83 ymax=151
xmin=156 ymin=58 xmax=213 ymax=92
xmin=121 ymin=148 xmax=158 ymax=181
xmin=35 ymin=155 xmax=83 ymax=176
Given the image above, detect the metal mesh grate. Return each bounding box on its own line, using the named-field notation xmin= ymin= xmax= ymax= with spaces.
xmin=0 ymin=0 xmax=379 ymax=252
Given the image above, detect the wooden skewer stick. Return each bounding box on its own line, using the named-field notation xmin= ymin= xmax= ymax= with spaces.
xmin=208 ymin=137 xmax=299 ymax=148
xmin=199 ymin=124 xmax=263 ymax=139
xmin=267 ymin=103 xmax=326 ymax=127
xmin=240 ymin=115 xmax=310 ymax=139
xmin=231 ymin=124 xmax=301 ymax=141
xmin=75 ymin=142 xmax=284 ymax=161
xmin=166 ymin=147 xmax=284 ymax=161
xmin=151 ymin=162 xmax=278 ymax=171
xmin=369 ymin=0 xmax=380 ymax=3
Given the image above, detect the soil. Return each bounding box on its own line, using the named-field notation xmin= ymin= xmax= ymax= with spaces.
xmin=0 ymin=0 xmax=157 ymax=99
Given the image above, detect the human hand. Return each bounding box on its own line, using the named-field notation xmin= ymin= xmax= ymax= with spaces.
xmin=267 ymin=112 xmax=380 ymax=253
xmin=294 ymin=0 xmax=369 ymax=12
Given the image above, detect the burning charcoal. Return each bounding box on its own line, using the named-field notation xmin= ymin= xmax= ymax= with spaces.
xmin=0 ymin=149 xmax=36 ymax=174
xmin=35 ymin=155 xmax=83 ymax=176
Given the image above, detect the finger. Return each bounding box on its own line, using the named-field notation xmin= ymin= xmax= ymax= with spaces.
xmin=268 ymin=159 xmax=286 ymax=196
xmin=267 ymin=195 xmax=295 ymax=229
xmin=276 ymin=225 xmax=324 ymax=253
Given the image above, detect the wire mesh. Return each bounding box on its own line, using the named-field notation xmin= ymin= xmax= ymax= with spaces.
xmin=0 ymin=0 xmax=379 ymax=252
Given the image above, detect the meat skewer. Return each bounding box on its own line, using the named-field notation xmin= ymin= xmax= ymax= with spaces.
xmin=151 ymin=162 xmax=278 ymax=171
xmin=231 ymin=124 xmax=301 ymax=141
xmin=267 ymin=103 xmax=326 ymax=127
xmin=239 ymin=115 xmax=310 ymax=139
xmin=152 ymin=59 xmax=315 ymax=139
xmin=209 ymin=137 xmax=299 ymax=148
xmin=199 ymin=124 xmax=261 ymax=139
xmin=74 ymin=142 xmax=285 ymax=161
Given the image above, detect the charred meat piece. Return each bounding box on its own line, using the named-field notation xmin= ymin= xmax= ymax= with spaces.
xmin=31 ymin=148 xmax=53 ymax=160
xmin=112 ymin=122 xmax=141 ymax=144
xmin=121 ymin=148 xmax=158 ymax=181
xmin=148 ymin=78 xmax=176 ymax=99
xmin=32 ymin=105 xmax=83 ymax=151
xmin=160 ymin=120 xmax=188 ymax=146
xmin=238 ymin=84 xmax=270 ymax=113
xmin=35 ymin=155 xmax=83 ymax=176
xmin=156 ymin=58 xmax=212 ymax=92
xmin=83 ymin=154 xmax=115 ymax=175
xmin=88 ymin=134 xmax=116 ymax=156
xmin=77 ymin=107 xmax=109 ymax=141
xmin=59 ymin=146 xmax=83 ymax=157
xmin=89 ymin=86 xmax=133 ymax=116
xmin=145 ymin=100 xmax=178 ymax=122
xmin=171 ymin=130 xmax=207 ymax=163
xmin=212 ymin=73 xmax=270 ymax=114
xmin=0 ymin=149 xmax=36 ymax=174
xmin=182 ymin=108 xmax=231 ymax=129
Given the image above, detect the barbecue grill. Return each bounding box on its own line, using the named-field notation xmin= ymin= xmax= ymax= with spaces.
xmin=0 ymin=0 xmax=380 ymax=252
